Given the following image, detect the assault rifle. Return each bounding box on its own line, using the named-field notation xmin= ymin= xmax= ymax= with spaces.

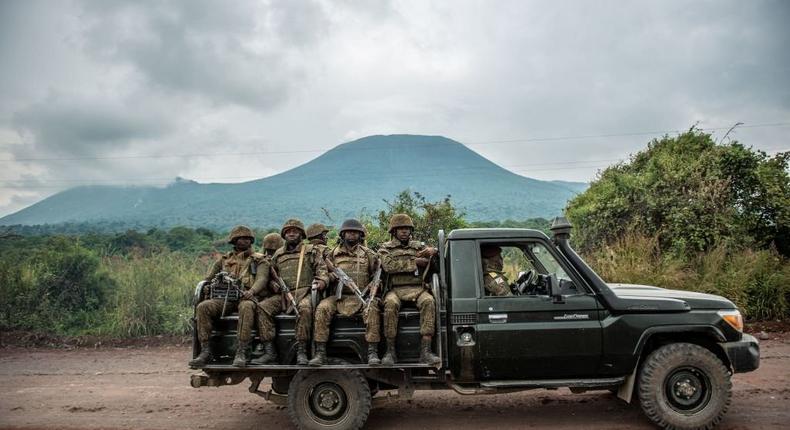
xmin=269 ymin=266 xmax=299 ymax=312
xmin=364 ymin=263 xmax=382 ymax=316
xmin=324 ymin=257 xmax=367 ymax=303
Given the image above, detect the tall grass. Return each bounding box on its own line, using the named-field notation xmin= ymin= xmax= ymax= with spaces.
xmin=583 ymin=233 xmax=790 ymax=320
xmin=101 ymin=253 xmax=206 ymax=337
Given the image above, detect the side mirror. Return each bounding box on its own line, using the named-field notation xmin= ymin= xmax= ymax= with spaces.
xmin=547 ymin=274 xmax=564 ymax=304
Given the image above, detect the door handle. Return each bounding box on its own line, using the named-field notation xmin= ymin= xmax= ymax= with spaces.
xmin=489 ymin=313 xmax=508 ymax=324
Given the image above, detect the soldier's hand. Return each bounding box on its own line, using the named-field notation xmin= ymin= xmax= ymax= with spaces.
xmin=417 ymin=247 xmax=438 ymax=258
xmin=241 ymin=289 xmax=254 ymax=300
xmin=314 ymin=280 xmax=326 ymax=291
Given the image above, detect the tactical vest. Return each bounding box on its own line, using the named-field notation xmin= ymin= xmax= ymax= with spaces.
xmin=331 ymin=245 xmax=373 ymax=295
xmin=220 ymin=251 xmax=256 ymax=289
xmin=381 ymin=240 xmax=423 ymax=287
xmin=274 ymin=244 xmax=316 ymax=291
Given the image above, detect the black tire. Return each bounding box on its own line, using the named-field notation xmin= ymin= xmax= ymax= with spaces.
xmin=287 ymin=369 xmax=372 ymax=430
xmin=638 ymin=343 xmax=731 ymax=430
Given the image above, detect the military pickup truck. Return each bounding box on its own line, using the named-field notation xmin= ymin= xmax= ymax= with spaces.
xmin=189 ymin=218 xmax=760 ymax=430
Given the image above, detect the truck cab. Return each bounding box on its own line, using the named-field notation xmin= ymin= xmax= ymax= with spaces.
xmin=190 ymin=218 xmax=760 ymax=430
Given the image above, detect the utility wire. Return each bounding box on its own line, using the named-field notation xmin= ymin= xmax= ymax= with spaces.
xmin=1 ymin=122 xmax=787 ymax=163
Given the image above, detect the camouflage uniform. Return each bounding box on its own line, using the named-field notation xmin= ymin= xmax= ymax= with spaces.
xmin=314 ymin=243 xmax=381 ymax=343
xmin=481 ymin=245 xmax=512 ymax=296
xmin=191 ymin=225 xmax=264 ymax=368
xmin=379 ymin=239 xmax=436 ymax=338
xmin=196 ymin=251 xmax=266 ymax=345
xmin=270 ymin=242 xmax=329 ymax=342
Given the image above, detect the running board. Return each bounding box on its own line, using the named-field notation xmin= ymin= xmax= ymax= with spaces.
xmin=198 ymin=362 xmax=439 ymax=371
xmin=481 ymin=377 xmax=625 ymax=389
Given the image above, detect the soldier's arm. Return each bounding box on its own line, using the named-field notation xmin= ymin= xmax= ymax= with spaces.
xmin=250 ymin=259 xmax=271 ymax=296
xmin=311 ymin=249 xmax=330 ymax=287
xmin=203 ymin=259 xmax=222 ymax=282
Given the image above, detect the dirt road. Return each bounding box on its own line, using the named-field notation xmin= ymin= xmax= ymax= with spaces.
xmin=1 ymin=332 xmax=787 ymax=430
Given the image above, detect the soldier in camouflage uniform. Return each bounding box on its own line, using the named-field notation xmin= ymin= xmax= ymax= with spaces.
xmin=189 ymin=226 xmax=268 ymax=368
xmin=248 ymin=232 xmax=285 ymax=365
xmin=261 ymin=232 xmax=284 ymax=257
xmin=306 ymin=223 xmax=331 ymax=260
xmin=270 ymin=219 xmax=329 ymax=365
xmin=309 ymin=219 xmax=382 ymax=366
xmin=379 ymin=214 xmax=441 ymax=365
xmin=481 ymin=245 xmax=513 ymax=297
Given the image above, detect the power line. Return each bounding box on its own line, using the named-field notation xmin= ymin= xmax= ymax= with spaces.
xmin=1 ymin=122 xmax=787 ymax=163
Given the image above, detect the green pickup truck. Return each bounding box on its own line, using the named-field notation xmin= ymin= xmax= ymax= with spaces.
xmin=190 ymin=218 xmax=759 ymax=430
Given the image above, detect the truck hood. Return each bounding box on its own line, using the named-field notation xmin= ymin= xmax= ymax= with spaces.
xmin=607 ymin=283 xmax=736 ymax=310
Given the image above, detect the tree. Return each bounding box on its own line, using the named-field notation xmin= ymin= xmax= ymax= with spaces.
xmin=373 ymin=191 xmax=468 ymax=247
xmin=566 ymin=129 xmax=790 ymax=256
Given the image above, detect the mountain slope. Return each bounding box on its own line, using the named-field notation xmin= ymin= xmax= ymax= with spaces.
xmin=0 ymin=135 xmax=587 ymax=229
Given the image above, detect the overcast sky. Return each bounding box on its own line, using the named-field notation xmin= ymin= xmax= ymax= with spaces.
xmin=0 ymin=0 xmax=788 ymax=217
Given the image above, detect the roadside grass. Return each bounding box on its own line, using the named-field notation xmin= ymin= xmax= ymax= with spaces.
xmin=583 ymin=233 xmax=790 ymax=320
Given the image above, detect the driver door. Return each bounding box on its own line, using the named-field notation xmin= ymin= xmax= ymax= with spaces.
xmin=475 ymin=240 xmax=603 ymax=380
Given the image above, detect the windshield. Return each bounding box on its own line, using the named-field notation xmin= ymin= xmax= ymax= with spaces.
xmin=528 ymin=243 xmax=570 ymax=281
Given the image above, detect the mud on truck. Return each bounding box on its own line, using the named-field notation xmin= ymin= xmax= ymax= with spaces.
xmin=189 ymin=218 xmax=760 ymax=430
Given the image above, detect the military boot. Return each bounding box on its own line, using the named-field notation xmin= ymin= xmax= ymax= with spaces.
xmin=250 ymin=341 xmax=277 ymax=365
xmin=419 ymin=338 xmax=441 ymax=365
xmin=296 ymin=341 xmax=309 ymax=365
xmin=367 ymin=343 xmax=381 ymax=366
xmin=232 ymin=341 xmax=249 ymax=367
xmin=189 ymin=341 xmax=213 ymax=368
xmin=308 ymin=342 xmax=327 ymax=367
xmin=381 ymin=338 xmax=397 ymax=366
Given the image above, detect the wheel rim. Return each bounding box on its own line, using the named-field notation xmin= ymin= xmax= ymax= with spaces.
xmin=307 ymin=382 xmax=348 ymax=423
xmin=664 ymin=366 xmax=712 ymax=414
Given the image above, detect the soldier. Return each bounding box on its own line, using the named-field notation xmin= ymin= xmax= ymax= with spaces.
xmin=309 ymin=219 xmax=382 ymax=366
xmin=270 ymin=219 xmax=329 ymax=365
xmin=306 ymin=223 xmax=331 ymax=260
xmin=261 ymin=232 xmax=284 ymax=258
xmin=248 ymin=232 xmax=284 ymax=365
xmin=379 ymin=214 xmax=441 ymax=365
xmin=481 ymin=245 xmax=513 ymax=296
xmin=189 ymin=225 xmax=267 ymax=368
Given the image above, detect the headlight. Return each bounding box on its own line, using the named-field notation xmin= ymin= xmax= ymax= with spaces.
xmin=717 ymin=309 xmax=743 ymax=332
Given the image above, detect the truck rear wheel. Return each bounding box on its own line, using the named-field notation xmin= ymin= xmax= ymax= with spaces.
xmin=287 ymin=369 xmax=371 ymax=430
xmin=638 ymin=342 xmax=731 ymax=430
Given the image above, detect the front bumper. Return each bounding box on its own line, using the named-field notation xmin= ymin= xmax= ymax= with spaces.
xmin=720 ymin=333 xmax=760 ymax=373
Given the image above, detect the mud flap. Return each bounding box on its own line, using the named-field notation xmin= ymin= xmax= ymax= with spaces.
xmin=617 ymin=364 xmax=637 ymax=403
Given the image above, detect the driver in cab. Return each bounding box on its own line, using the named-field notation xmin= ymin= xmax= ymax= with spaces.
xmin=481 ymin=245 xmax=513 ymax=296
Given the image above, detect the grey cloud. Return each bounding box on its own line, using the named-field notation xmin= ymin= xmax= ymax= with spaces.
xmin=12 ymin=93 xmax=173 ymax=157
xmin=75 ymin=0 xmax=327 ymax=110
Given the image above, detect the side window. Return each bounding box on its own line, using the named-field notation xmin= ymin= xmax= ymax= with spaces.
xmin=480 ymin=241 xmax=583 ymax=297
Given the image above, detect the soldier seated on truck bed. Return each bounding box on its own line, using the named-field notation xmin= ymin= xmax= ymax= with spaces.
xmin=189 ymin=225 xmax=268 ymax=368
xmin=379 ymin=213 xmax=442 ymax=365
xmin=309 ymin=219 xmax=382 ymax=366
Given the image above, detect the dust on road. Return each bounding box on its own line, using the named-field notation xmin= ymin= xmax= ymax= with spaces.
xmin=0 ymin=332 xmax=788 ymax=430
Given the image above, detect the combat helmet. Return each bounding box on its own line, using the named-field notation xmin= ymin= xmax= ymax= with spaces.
xmin=280 ymin=218 xmax=306 ymax=239
xmin=228 ymin=225 xmax=255 ymax=244
xmin=262 ymin=233 xmax=284 ymax=251
xmin=388 ymin=213 xmax=415 ymax=234
xmin=339 ymin=218 xmax=366 ymax=237
xmin=306 ymin=223 xmax=329 ymax=240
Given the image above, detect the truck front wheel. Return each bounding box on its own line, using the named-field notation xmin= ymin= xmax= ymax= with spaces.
xmin=638 ymin=342 xmax=731 ymax=430
xmin=287 ymin=369 xmax=371 ymax=430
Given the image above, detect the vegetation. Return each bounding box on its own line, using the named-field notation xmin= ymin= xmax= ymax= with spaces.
xmin=2 ymin=147 xmax=789 ymax=340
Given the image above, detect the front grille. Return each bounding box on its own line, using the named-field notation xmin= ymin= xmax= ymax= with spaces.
xmin=452 ymin=313 xmax=477 ymax=325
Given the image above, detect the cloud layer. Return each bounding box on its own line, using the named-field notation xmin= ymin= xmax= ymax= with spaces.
xmin=1 ymin=0 xmax=788 ymax=217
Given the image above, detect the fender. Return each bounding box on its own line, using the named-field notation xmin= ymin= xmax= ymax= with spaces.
xmin=617 ymin=324 xmax=726 ymax=403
